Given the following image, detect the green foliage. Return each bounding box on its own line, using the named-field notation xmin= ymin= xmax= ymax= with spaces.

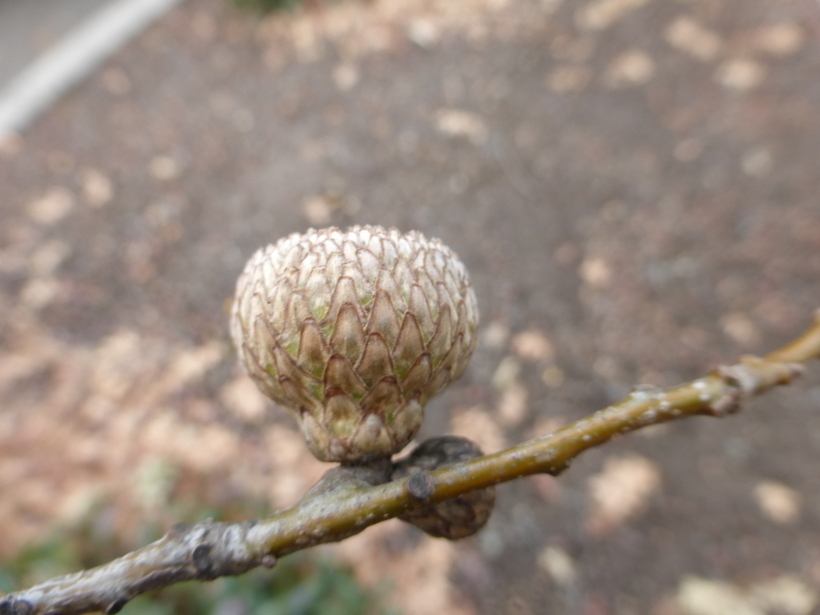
xmin=0 ymin=513 xmax=397 ymax=615
xmin=124 ymin=554 xmax=395 ymax=615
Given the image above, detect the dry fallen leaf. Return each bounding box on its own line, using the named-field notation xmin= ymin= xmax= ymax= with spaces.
xmin=538 ymin=546 xmax=577 ymax=586
xmin=665 ymin=17 xmax=722 ymax=62
xmin=753 ymin=22 xmax=804 ymax=57
xmin=82 ymin=168 xmax=114 ymax=207
xmin=333 ymin=63 xmax=360 ymax=91
xmin=586 ymin=454 xmax=661 ymax=534
xmin=482 ymin=320 xmax=510 ymax=350
xmin=219 ymin=375 xmax=269 ymax=423
xmin=406 ymin=18 xmax=440 ymax=48
xmin=753 ymin=480 xmax=801 ymax=525
xmin=750 ymin=575 xmax=817 ymax=615
xmin=605 ymin=50 xmax=655 ymax=87
xmin=716 ymin=59 xmax=766 ymax=91
xmin=575 ymin=0 xmax=650 ymax=31
xmin=497 ymin=382 xmax=529 ymax=427
xmin=451 ymin=405 xmax=507 ymax=453
xmin=435 ymin=109 xmax=488 ymax=145
xmin=149 ymin=155 xmax=180 ymax=181
xmin=677 ymin=574 xmax=817 ymax=615
xmin=677 ymin=576 xmax=761 ymax=615
xmin=302 ymin=195 xmax=334 ymax=226
xmin=492 ymin=355 xmax=522 ymax=391
xmin=580 ymin=256 xmax=613 ymax=288
xmin=721 ymin=312 xmax=762 ymax=346
xmin=28 ymin=187 xmax=74 ymax=224
xmin=511 ymin=329 xmax=554 ymax=362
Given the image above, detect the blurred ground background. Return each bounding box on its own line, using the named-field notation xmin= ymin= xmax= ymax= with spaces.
xmin=1 ymin=0 xmax=820 ymax=613
xmin=0 ymin=0 xmax=111 ymax=87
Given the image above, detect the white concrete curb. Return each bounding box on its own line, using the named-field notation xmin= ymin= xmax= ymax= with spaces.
xmin=0 ymin=0 xmax=184 ymax=142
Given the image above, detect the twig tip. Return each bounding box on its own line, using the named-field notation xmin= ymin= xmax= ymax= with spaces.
xmin=705 ymin=390 xmax=742 ymax=417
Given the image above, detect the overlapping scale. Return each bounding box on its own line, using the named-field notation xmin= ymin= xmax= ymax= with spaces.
xmin=230 ymin=225 xmax=479 ymax=462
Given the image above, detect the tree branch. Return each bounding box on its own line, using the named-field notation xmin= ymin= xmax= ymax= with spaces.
xmin=3 ymin=311 xmax=819 ymax=615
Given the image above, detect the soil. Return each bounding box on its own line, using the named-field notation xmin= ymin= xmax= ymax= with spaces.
xmin=1 ymin=0 xmax=820 ymax=613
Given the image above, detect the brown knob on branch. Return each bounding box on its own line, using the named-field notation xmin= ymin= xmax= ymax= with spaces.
xmin=392 ymin=436 xmax=495 ymax=540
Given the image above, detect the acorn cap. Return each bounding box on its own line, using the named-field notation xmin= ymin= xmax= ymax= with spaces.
xmin=231 ymin=226 xmax=479 ymax=462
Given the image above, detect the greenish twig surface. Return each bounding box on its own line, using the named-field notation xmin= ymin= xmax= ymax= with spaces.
xmin=2 ymin=311 xmax=819 ymax=615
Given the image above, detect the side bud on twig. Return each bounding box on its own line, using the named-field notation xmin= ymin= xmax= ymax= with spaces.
xmin=392 ymin=436 xmax=495 ymax=539
xmin=231 ymin=226 xmax=479 ymax=463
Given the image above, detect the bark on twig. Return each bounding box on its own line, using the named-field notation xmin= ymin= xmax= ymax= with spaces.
xmin=2 ymin=312 xmax=819 ymax=615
